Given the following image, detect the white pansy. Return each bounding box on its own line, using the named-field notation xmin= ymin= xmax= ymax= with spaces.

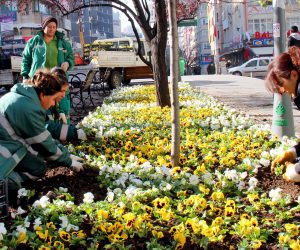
xmin=113 ymin=188 xmax=122 ymax=195
xmin=125 ymin=186 xmax=138 ymax=199
xmin=248 ymin=177 xmax=258 ymax=190
xmin=261 ymin=151 xmax=270 ymax=158
xmin=0 ymin=223 xmax=7 ymax=240
xmin=107 ymin=191 xmax=114 ymax=202
xmin=15 ymin=225 xmax=26 ymax=237
xmin=143 ymin=181 xmax=151 ymax=187
xmin=202 ymin=172 xmax=213 ymax=184
xmin=59 ymin=215 xmax=69 ymax=229
xmin=17 ymin=188 xmax=28 ymax=199
xmin=24 ymin=216 xmax=30 ymax=228
xmin=259 ymin=159 xmax=270 ymax=167
xmin=240 ymin=172 xmax=248 ymax=179
xmin=59 ymin=187 xmax=68 ymax=193
xmin=17 ymin=206 xmax=26 ymax=215
xmin=83 ymin=192 xmax=94 ymax=203
xmin=189 ymin=175 xmax=200 ymax=185
xmin=238 ymin=181 xmax=246 ymax=191
xmin=269 ymin=188 xmax=282 ymax=202
xmin=166 ymin=183 xmax=172 ymax=190
xmin=130 ymin=178 xmax=143 ymax=186
xmin=33 ymin=218 xmax=42 ymax=230
xmin=243 ymin=158 xmax=252 ymax=166
xmin=33 ymin=196 xmax=50 ymax=208
xmin=224 ymin=169 xmax=239 ymax=183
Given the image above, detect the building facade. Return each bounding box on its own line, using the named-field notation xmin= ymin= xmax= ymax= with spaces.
xmin=208 ymin=1 xmax=300 ymax=68
xmin=70 ymin=4 xmax=113 ymax=46
xmin=0 ymin=0 xmax=71 ymax=56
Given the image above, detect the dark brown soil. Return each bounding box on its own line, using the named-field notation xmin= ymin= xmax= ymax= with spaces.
xmin=22 ymin=167 xmax=106 ymax=205
xmin=257 ymin=164 xmax=300 ymax=200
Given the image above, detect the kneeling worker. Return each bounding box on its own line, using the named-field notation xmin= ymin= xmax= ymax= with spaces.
xmin=0 ymin=69 xmax=84 ymax=191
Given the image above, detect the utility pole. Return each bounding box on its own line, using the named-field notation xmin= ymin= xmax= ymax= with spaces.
xmin=272 ymin=0 xmax=295 ymax=137
xmin=213 ymin=0 xmax=219 ymax=74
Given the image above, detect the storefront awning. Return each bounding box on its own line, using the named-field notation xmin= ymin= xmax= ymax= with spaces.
xmin=250 ymin=47 xmax=273 ymax=56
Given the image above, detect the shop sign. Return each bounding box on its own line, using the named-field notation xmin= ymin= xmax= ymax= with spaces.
xmin=254 ymin=32 xmax=272 ymax=39
xmin=252 ymin=38 xmax=273 ymax=46
xmin=0 ymin=12 xmax=17 ymax=22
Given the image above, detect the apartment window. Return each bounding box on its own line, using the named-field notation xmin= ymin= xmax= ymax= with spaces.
xmin=248 ymin=18 xmax=272 ymax=34
xmin=202 ymin=18 xmax=208 ymax=25
xmin=201 ymin=29 xmax=208 ymax=39
xmin=203 ymin=43 xmax=210 ymax=50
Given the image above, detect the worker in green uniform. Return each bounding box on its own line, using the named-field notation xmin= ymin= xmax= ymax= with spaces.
xmin=0 ymin=69 xmax=84 ymax=191
xmin=21 ymin=16 xmax=74 ymax=124
xmin=46 ymin=67 xmax=87 ymax=142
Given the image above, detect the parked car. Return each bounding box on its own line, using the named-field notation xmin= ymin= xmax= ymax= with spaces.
xmin=228 ymin=57 xmax=274 ymax=78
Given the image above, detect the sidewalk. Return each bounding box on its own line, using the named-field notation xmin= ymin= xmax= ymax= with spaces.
xmin=182 ymin=74 xmax=300 ymax=136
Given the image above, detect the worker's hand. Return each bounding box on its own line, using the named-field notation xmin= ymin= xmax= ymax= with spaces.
xmin=61 ymin=62 xmax=69 ymax=72
xmin=70 ymin=154 xmax=84 ymax=172
xmin=283 ymin=162 xmax=300 ymax=182
xmin=77 ymin=129 xmax=87 ymax=141
xmin=59 ymin=113 xmax=68 ymax=124
xmin=271 ymin=149 xmax=297 ymax=173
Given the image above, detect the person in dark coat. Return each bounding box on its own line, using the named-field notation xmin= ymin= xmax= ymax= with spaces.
xmin=288 ymin=26 xmax=300 ymax=48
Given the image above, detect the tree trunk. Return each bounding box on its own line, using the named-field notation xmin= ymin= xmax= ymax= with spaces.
xmin=150 ymin=40 xmax=171 ymax=107
xmin=149 ymin=0 xmax=171 ymax=107
xmin=168 ymin=0 xmax=180 ymax=167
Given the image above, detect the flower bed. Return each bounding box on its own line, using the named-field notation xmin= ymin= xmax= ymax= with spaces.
xmin=2 ymin=83 xmax=300 ymax=249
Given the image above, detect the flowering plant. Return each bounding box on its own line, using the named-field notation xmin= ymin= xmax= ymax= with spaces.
xmin=2 ymin=83 xmax=298 ymax=249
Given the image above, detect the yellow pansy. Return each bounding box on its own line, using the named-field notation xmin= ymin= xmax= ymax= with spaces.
xmin=97 ymin=209 xmax=109 ymax=220
xmin=290 ymin=239 xmax=300 ymax=250
xmin=59 ymin=231 xmax=71 ymax=241
xmin=152 ymin=230 xmax=164 ymax=239
xmin=285 ymin=223 xmax=299 ymax=237
xmin=211 ymin=191 xmax=225 ymax=201
xmin=36 ymin=229 xmax=49 ymax=240
xmin=72 ymin=230 xmax=86 ymax=239
xmin=174 ymin=231 xmax=186 ymax=247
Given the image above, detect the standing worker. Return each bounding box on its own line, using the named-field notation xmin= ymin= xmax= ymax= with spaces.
xmin=21 ymin=16 xmax=74 ymax=125
xmin=0 ymin=69 xmax=84 ymax=191
xmin=265 ymin=46 xmax=300 ymax=182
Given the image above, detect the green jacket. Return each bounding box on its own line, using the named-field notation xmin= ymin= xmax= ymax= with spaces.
xmin=21 ymin=30 xmax=74 ymax=116
xmin=0 ymin=83 xmax=72 ymax=179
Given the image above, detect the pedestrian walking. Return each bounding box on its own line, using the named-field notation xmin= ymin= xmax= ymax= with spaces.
xmin=21 ymin=16 xmax=74 ymax=125
xmin=287 ymin=25 xmax=300 ymax=48
xmin=265 ymin=46 xmax=300 ymax=182
xmin=0 ymin=69 xmax=84 ymax=192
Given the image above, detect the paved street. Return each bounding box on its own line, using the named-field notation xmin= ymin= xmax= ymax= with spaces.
xmin=183 ymin=74 xmax=300 ymax=136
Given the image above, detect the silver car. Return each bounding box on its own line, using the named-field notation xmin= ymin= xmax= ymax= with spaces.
xmin=228 ymin=57 xmax=274 ymax=78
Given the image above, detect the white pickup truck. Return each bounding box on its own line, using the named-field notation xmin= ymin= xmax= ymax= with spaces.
xmin=0 ymin=56 xmax=22 ymax=90
xmin=87 ymin=37 xmax=153 ymax=88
